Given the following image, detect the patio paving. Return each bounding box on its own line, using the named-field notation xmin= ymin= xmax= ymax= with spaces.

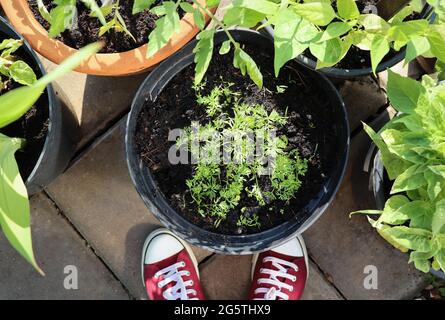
xmin=0 ymin=194 xmax=129 ymax=300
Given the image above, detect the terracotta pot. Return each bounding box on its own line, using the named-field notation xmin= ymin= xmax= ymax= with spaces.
xmin=0 ymin=0 xmax=209 ymax=76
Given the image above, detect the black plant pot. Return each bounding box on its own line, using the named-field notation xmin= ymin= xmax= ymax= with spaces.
xmin=126 ymin=29 xmax=350 ymax=254
xmin=0 ymin=16 xmax=79 ymax=195
xmin=262 ymin=5 xmax=434 ymax=79
xmin=366 ymin=147 xmax=445 ymax=280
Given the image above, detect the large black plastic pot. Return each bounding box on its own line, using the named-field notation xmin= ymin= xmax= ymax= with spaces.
xmin=0 ymin=16 xmax=79 ymax=195
xmin=366 ymin=147 xmax=445 ymax=280
xmin=126 ymin=29 xmax=350 ymax=254
xmin=263 ymin=5 xmax=434 ymax=79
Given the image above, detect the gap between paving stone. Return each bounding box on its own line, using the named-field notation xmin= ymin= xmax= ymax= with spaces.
xmin=0 ymin=194 xmax=129 ymax=300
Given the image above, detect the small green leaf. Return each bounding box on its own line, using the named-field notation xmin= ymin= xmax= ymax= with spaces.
xmin=387 ymin=70 xmax=425 ymax=114
xmin=370 ymin=34 xmax=390 ymax=74
xmin=318 ymin=22 xmax=351 ymax=42
xmin=133 ymin=0 xmax=156 ymax=14
xmin=273 ymin=8 xmax=309 ymax=76
xmin=233 ymin=47 xmax=263 ymax=88
xmin=432 ymin=200 xmax=445 ymax=235
xmin=337 ymin=0 xmax=360 ymax=20
xmin=8 ymin=61 xmax=37 ymax=86
xmin=309 ymin=38 xmax=343 ymax=67
xmin=193 ymin=8 xmax=206 ymax=30
xmin=405 ymin=36 xmax=431 ymax=65
xmin=193 ymin=29 xmax=215 ymax=85
xmin=147 ymin=2 xmax=181 ymax=58
xmin=293 ymin=1 xmax=336 ymax=26
xmin=219 ymin=40 xmax=231 ymax=55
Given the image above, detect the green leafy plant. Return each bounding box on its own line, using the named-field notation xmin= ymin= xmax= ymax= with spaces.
xmin=352 ymin=71 xmax=445 ymax=274
xmin=97 ymin=0 xmax=136 ymax=40
xmin=37 ymin=0 xmax=113 ymax=37
xmin=177 ymin=82 xmax=308 ymax=228
xmin=0 ymin=39 xmax=37 ymax=91
xmin=143 ymin=0 xmax=445 ymax=88
xmin=0 ymin=42 xmax=100 ymax=274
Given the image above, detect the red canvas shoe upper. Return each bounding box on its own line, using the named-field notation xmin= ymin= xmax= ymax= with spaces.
xmin=143 ymin=241 xmax=205 ymax=300
xmin=249 ymin=250 xmax=308 ymax=300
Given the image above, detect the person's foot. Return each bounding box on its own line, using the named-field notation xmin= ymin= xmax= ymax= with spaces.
xmin=142 ymin=228 xmax=205 ymax=300
xmin=249 ymin=235 xmax=308 ymax=300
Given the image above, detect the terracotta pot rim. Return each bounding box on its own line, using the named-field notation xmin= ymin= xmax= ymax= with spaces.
xmin=0 ymin=0 xmax=207 ymax=76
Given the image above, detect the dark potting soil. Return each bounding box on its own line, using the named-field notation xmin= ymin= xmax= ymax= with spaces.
xmin=0 ymin=38 xmax=49 ymax=181
xmin=29 ymin=0 xmax=187 ymax=54
xmin=305 ymin=0 xmax=423 ymax=70
xmin=134 ymin=44 xmax=339 ymax=235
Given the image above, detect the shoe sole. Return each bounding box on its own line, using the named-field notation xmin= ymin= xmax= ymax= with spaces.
xmin=251 ymin=234 xmax=309 ymax=281
xmin=141 ymin=228 xmax=200 ymax=290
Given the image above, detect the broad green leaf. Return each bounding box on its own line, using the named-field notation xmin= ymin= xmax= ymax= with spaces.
xmin=48 ymin=1 xmax=77 ymax=38
xmin=405 ymin=36 xmax=431 ymax=65
xmin=309 ymin=38 xmax=343 ymax=67
xmin=359 ymin=14 xmax=390 ymax=32
xmin=424 ymin=170 xmax=443 ymax=201
xmin=370 ymin=34 xmax=390 ymax=74
xmin=387 ymin=70 xmax=425 ymax=114
xmin=428 ymin=32 xmax=445 ymax=62
xmin=8 ymin=61 xmax=37 ymax=86
xmin=133 ymin=0 xmax=156 ymax=14
xmin=337 ymin=0 xmax=360 ymax=20
xmin=318 ymin=22 xmax=351 ymax=42
xmin=429 ymin=165 xmax=445 ymax=178
xmin=223 ymin=6 xmax=265 ymax=28
xmin=293 ymin=1 xmax=336 ymax=26
xmin=380 ymin=226 xmax=433 ymax=252
xmin=193 ymin=9 xmax=206 ymax=30
xmin=233 ymin=47 xmax=263 ymax=88
xmin=391 ymin=164 xmax=427 ymax=194
xmin=433 ymin=200 xmax=445 ymax=235
xmin=179 ymin=2 xmax=195 ymax=13
xmin=405 ymin=201 xmax=434 ymax=230
xmin=0 ymin=135 xmax=43 ymax=274
xmin=379 ymin=195 xmax=410 ymax=225
xmin=273 ymin=8 xmax=309 ymax=76
xmin=193 ymin=29 xmax=215 ymax=85
xmin=0 ymin=43 xmax=101 ymax=128
xmin=409 ymin=251 xmax=433 ymax=273
xmin=219 ymin=40 xmax=231 ymax=55
xmin=147 ymin=2 xmax=181 ymax=58
xmin=232 ymin=0 xmax=278 ymax=15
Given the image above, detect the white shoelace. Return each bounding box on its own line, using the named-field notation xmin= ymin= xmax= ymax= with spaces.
xmin=154 ymin=261 xmax=198 ymax=300
xmin=254 ymin=256 xmax=299 ymax=300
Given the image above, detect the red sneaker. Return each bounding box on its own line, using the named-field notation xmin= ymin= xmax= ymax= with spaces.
xmin=249 ymin=235 xmax=309 ymax=300
xmin=142 ymin=228 xmax=205 ymax=300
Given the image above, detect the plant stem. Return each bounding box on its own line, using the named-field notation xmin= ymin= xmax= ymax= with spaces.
xmin=190 ymin=0 xmax=238 ymax=46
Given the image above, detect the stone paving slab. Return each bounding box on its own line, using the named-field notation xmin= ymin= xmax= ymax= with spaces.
xmin=304 ymin=109 xmax=427 ymax=300
xmin=45 ymin=119 xmax=212 ymax=299
xmin=42 ymin=58 xmax=149 ymax=150
xmin=0 ymin=193 xmax=129 ymax=300
xmin=199 ymin=254 xmax=343 ymax=300
xmin=337 ymin=76 xmax=387 ymax=132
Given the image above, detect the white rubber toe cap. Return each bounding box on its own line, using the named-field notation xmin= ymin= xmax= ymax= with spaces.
xmin=271 ymin=236 xmax=304 ymax=257
xmin=144 ymin=234 xmax=185 ymax=264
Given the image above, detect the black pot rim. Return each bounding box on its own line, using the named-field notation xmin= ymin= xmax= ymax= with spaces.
xmin=126 ymin=29 xmax=350 ymax=253
xmin=264 ymin=4 xmax=434 ymax=79
xmin=0 ymin=15 xmax=57 ymax=190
